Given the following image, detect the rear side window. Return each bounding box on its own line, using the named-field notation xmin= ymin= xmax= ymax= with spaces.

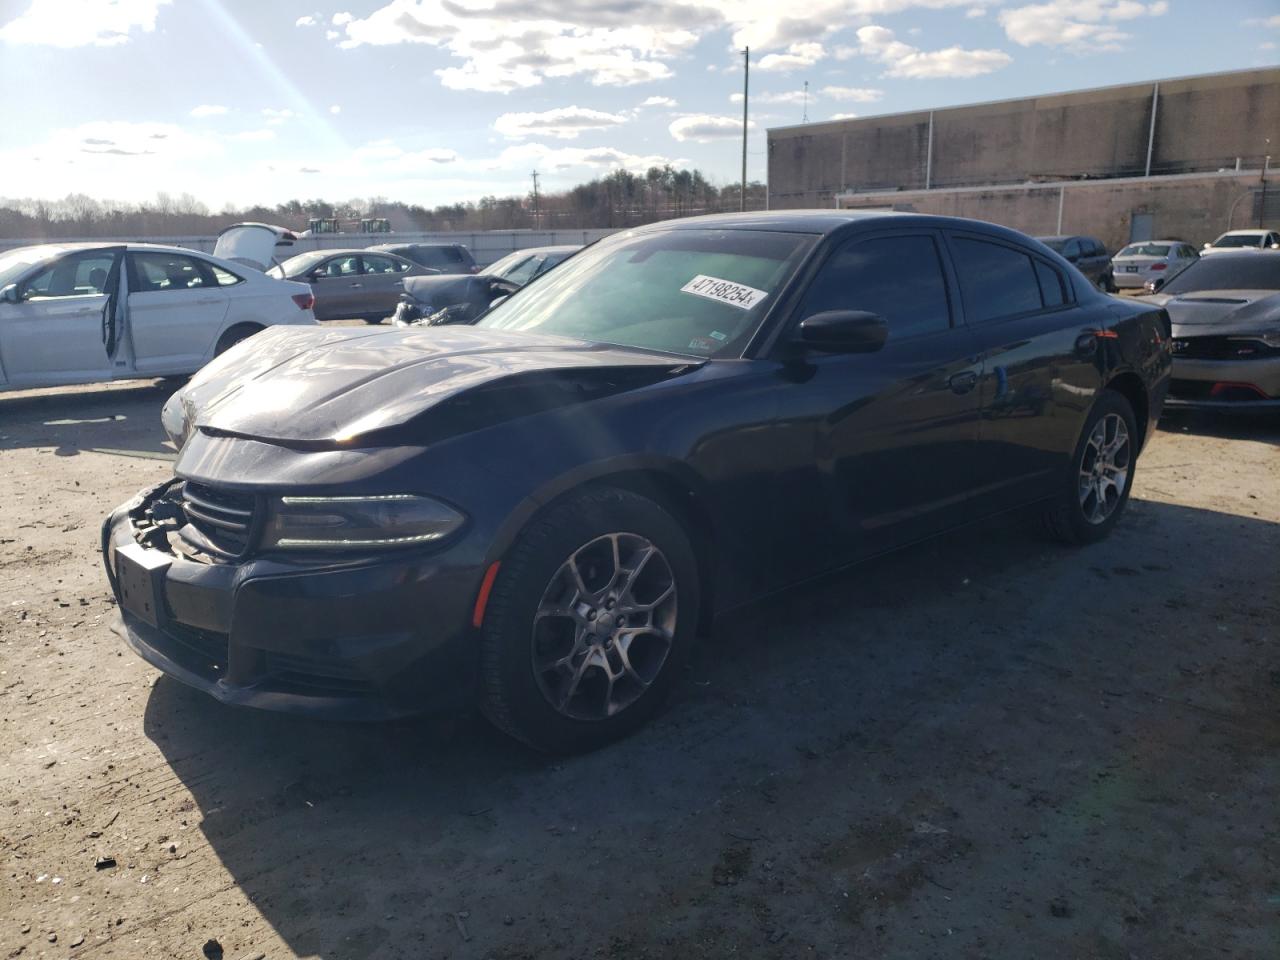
xmin=951 ymin=237 xmax=1046 ymax=323
xmin=800 ymin=235 xmax=951 ymax=338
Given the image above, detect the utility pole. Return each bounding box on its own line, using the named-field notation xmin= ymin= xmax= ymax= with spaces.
xmin=802 ymin=81 xmax=808 ymax=124
xmin=1259 ymin=139 xmax=1270 ymax=230
xmin=531 ymin=169 xmax=540 ymax=230
xmin=741 ymin=46 xmax=749 ymax=212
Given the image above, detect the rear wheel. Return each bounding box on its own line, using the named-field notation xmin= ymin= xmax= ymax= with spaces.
xmin=1044 ymin=389 xmax=1137 ymax=544
xmin=478 ymin=487 xmax=699 ymax=753
xmin=213 ymin=324 xmax=262 ymax=356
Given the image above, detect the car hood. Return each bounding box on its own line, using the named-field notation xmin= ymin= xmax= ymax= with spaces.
xmin=169 ymin=324 xmax=700 ymax=446
xmin=1157 ymin=290 xmax=1280 ymax=336
xmin=401 ymin=273 xmax=487 ymax=304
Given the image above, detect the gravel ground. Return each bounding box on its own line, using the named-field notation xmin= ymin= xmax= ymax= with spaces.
xmin=1 ymin=380 xmax=1277 ymax=960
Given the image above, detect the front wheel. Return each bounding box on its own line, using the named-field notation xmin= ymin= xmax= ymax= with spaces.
xmin=478 ymin=487 xmax=700 ymax=753
xmin=1044 ymin=389 xmax=1137 ymax=544
xmin=213 ymin=324 xmax=261 ymax=356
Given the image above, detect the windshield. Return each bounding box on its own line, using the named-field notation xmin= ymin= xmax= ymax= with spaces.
xmin=1212 ymin=234 xmax=1264 ymax=249
xmin=272 ymin=251 xmax=330 ymax=277
xmin=0 ymin=246 xmax=61 ymax=288
xmin=476 ymin=228 xmax=814 ymax=358
xmin=1161 ymin=255 xmax=1280 ymax=295
xmin=1118 ymin=243 xmax=1171 ymax=257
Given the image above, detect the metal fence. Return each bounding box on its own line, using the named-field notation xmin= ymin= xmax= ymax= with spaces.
xmin=0 ymin=228 xmax=622 ymax=266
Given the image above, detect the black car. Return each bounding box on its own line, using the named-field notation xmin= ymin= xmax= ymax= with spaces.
xmin=391 ymin=245 xmax=580 ymax=326
xmin=104 ymin=212 xmax=1171 ymax=752
xmin=368 ymin=242 xmax=478 ymax=275
xmin=1038 ymin=235 xmax=1116 ymax=292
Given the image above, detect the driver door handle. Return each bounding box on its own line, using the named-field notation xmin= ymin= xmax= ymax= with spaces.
xmin=948 ymin=370 xmax=978 ymax=394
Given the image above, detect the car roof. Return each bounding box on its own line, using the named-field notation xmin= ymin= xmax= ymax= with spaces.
xmin=1193 ymin=248 xmax=1280 ymax=258
xmin=372 ymin=241 xmax=467 ymax=250
xmin=1121 ymin=239 xmax=1184 ymax=244
xmin=1216 ymin=229 xmax=1271 ymax=237
xmin=2 ymin=241 xmax=222 ymax=258
xmin=1036 ymin=234 xmax=1098 ymax=243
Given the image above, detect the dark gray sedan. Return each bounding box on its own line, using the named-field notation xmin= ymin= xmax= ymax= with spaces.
xmin=267 ymin=249 xmax=435 ymax=323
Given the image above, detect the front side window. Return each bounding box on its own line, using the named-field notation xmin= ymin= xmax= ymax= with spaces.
xmin=478 ymin=228 xmax=814 ymax=358
xmin=799 ymin=235 xmax=951 ymax=339
xmin=319 ymin=255 xmax=360 ymax=278
xmin=951 ymin=237 xmax=1046 ymax=323
xmin=22 ymin=251 xmax=118 ymax=299
xmin=130 ymin=252 xmax=208 ymax=293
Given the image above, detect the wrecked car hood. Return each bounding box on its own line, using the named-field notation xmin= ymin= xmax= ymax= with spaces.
xmin=170 ymin=324 xmax=700 ymax=445
xmin=1161 ymin=290 xmax=1280 ymax=337
xmin=401 ymin=274 xmax=485 ymax=304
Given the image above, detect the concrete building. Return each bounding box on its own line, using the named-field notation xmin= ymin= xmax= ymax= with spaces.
xmin=767 ymin=67 xmax=1280 ymax=250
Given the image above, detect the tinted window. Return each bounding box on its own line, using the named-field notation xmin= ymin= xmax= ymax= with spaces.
xmin=1160 ymin=255 xmax=1280 ymax=294
xmin=501 ymin=256 xmax=543 ymax=286
xmin=23 ymin=251 xmax=117 ymax=298
xmin=361 ymin=254 xmax=406 ymax=274
xmin=319 ymin=255 xmax=360 ymax=278
xmin=1088 ymin=239 xmax=1106 ymax=257
xmin=130 ymin=252 xmax=208 ymax=293
xmin=1035 ymin=260 xmax=1066 ymax=307
xmin=1213 ymin=234 xmax=1264 ymax=249
xmin=1119 ymin=243 xmax=1171 ymax=257
xmin=952 ymin=238 xmax=1044 ymax=322
xmin=1062 ymin=238 xmax=1082 ymax=259
xmin=799 ymin=235 xmax=951 ymax=338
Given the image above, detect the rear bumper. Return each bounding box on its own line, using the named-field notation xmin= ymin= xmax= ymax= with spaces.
xmin=102 ymin=488 xmax=483 ymax=720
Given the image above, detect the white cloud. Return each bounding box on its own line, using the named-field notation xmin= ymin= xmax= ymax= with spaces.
xmin=231 ymin=129 xmax=276 ymax=142
xmin=0 ymin=0 xmax=170 ymax=48
xmin=829 ymin=112 xmax=859 ymax=120
xmin=730 ymin=90 xmax=809 ymax=105
xmin=820 ymin=85 xmax=883 ymax=102
xmin=641 ymin=96 xmax=678 ymax=108
xmin=329 ymin=104 xmax=342 ymax=114
xmin=332 ymin=11 xmax=354 ymax=25
xmin=855 ymin=24 xmax=1011 ymax=77
xmin=190 ymin=104 xmax=229 ymax=118
xmin=669 ymin=114 xmax=753 ymax=143
xmin=965 ymin=6 xmax=987 ymax=17
xmin=326 ymin=29 xmax=339 ymax=40
xmin=494 ymin=106 xmax=628 ymax=140
xmin=261 ymin=108 xmax=296 ymax=126
xmin=490 ymin=142 xmax=680 ymax=174
xmin=295 ymin=14 xmax=317 ymax=27
xmin=757 ymin=42 xmax=825 ymax=72
xmin=998 ymin=1 xmax=1168 ymax=52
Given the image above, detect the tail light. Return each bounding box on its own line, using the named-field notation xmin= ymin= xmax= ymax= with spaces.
xmin=292 ymin=292 xmax=315 ymax=310
xmin=1150 ymin=263 xmax=1167 ymax=271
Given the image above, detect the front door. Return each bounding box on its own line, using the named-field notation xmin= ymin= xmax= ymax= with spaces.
xmin=126 ymin=251 xmax=230 ymax=374
xmin=0 ymin=247 xmax=125 ymax=388
xmin=309 ymin=253 xmax=363 ymax=320
xmin=357 ymin=254 xmax=411 ymax=320
xmin=768 ymin=231 xmax=984 ymax=581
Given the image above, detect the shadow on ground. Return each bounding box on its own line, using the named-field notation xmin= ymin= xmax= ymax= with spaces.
xmin=141 ymin=498 xmax=1280 ymax=959
xmin=0 ymin=380 xmax=178 ymax=459
xmin=1158 ymin=407 xmax=1280 ymax=445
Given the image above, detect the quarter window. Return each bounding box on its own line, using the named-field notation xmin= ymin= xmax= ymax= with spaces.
xmin=210 ymin=264 xmax=243 ymax=286
xmin=1034 ymin=260 xmax=1066 ymax=308
xmin=799 ymin=235 xmax=951 ymax=338
xmin=951 ymin=237 xmax=1046 ymax=323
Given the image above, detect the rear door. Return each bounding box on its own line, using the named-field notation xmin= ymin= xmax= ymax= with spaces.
xmin=768 ymin=230 xmax=985 ymax=577
xmin=0 ymin=247 xmax=125 ymax=388
xmin=943 ymin=231 xmax=1102 ymax=510
xmin=126 ymin=251 xmax=230 ymax=374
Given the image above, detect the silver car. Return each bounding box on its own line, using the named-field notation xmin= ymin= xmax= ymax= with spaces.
xmin=1112 ymin=240 xmax=1198 ymax=291
xmin=1150 ymin=251 xmax=1280 ymax=410
xmin=267 ymin=249 xmax=435 ymax=323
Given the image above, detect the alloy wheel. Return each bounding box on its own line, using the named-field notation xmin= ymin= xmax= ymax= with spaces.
xmin=532 ymin=532 xmax=677 ymax=720
xmin=1078 ymin=413 xmax=1130 ymax=524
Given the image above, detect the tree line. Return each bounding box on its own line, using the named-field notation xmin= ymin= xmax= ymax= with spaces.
xmin=0 ymin=167 xmax=768 ymax=239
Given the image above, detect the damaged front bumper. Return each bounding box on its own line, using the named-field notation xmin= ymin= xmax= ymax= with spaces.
xmin=101 ymin=481 xmax=483 ymax=720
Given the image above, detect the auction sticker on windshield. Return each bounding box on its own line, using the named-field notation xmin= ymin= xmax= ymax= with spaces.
xmin=680 ymin=275 xmax=768 ymax=310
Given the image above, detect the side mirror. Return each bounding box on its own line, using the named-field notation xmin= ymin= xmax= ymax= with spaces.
xmin=0 ymin=283 xmax=18 ymax=304
xmin=796 ymin=310 xmax=888 ymax=353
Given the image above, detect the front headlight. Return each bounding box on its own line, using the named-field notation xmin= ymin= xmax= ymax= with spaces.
xmin=261 ymin=494 xmax=465 ymax=550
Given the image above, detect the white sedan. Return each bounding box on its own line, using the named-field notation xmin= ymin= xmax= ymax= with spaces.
xmin=0 ymin=242 xmax=316 ymax=392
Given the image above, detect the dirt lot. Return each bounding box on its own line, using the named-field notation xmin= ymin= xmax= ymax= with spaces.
xmin=1 ymin=380 xmax=1277 ymax=960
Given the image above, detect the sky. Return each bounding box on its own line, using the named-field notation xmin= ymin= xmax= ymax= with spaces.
xmin=0 ymin=0 xmax=1277 ymax=211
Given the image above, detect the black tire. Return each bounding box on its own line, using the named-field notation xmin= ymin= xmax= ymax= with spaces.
xmin=1044 ymin=389 xmax=1138 ymax=544
xmin=362 ymin=315 xmax=384 ymax=325
xmin=478 ymin=487 xmax=700 ymax=753
xmin=214 ymin=324 xmax=261 ymax=356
